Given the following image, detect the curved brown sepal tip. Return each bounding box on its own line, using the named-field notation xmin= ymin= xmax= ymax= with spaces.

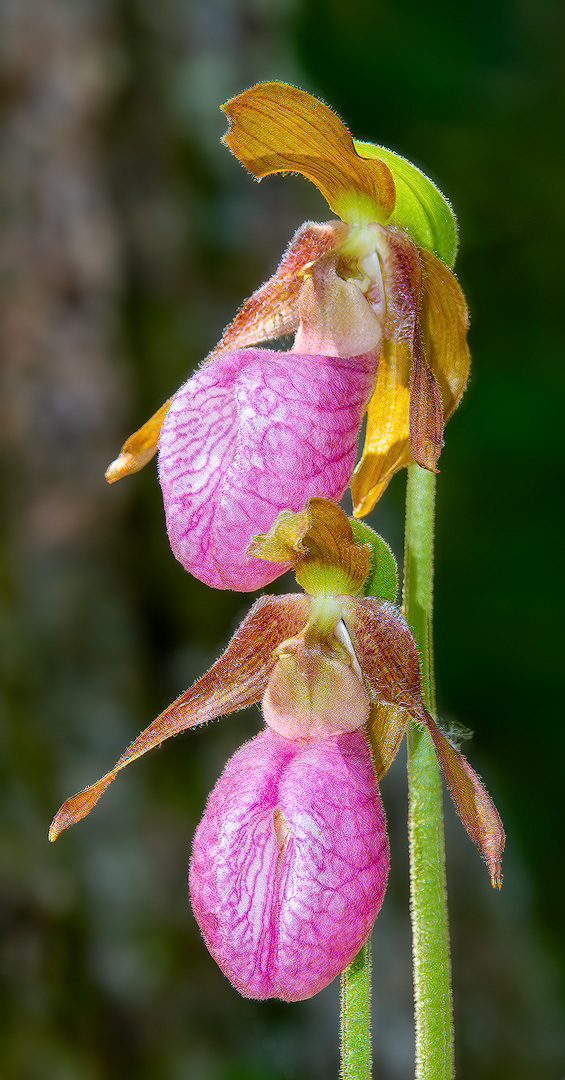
xmin=49 ymin=778 xmax=112 ymax=841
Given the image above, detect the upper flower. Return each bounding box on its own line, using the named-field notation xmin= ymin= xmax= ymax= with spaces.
xmin=49 ymin=499 xmax=504 ymax=1000
xmin=221 ymin=82 xmax=470 ymax=513
xmin=105 ymin=82 xmax=470 ymax=588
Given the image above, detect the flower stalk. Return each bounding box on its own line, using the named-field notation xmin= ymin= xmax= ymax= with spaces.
xmin=403 ymin=463 xmax=454 ymax=1079
xmin=340 ymin=938 xmax=372 ymax=1080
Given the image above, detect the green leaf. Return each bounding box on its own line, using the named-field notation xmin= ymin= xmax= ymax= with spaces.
xmin=354 ymin=139 xmax=458 ymax=268
xmin=348 ymin=519 xmax=398 ymax=602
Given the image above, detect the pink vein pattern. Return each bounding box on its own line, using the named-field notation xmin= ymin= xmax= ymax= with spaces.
xmin=189 ymin=726 xmax=389 ymax=1000
xmin=157 ymin=347 xmax=377 ymax=589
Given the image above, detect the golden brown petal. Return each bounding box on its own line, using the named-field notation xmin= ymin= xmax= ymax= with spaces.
xmin=49 ymin=594 xmax=309 ymax=840
xmin=418 ymin=248 xmax=470 ymax=418
xmin=351 ymin=239 xmax=470 ymax=516
xmin=249 ymin=498 xmax=370 ymax=596
xmin=350 ymin=226 xmax=422 ymax=516
xmin=351 ymin=336 xmax=413 ymax=516
xmin=222 ymin=82 xmax=396 ymax=225
xmin=105 ymin=399 xmax=172 ymax=483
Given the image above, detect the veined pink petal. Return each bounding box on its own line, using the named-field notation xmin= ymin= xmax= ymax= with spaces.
xmin=158 ymin=347 xmax=377 ymax=590
xmin=189 ymin=726 xmax=389 ymax=1001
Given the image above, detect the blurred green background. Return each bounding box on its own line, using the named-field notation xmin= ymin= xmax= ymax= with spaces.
xmin=1 ymin=0 xmax=563 ymax=1077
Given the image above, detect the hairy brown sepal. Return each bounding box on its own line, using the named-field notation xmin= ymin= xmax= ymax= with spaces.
xmin=207 ymin=222 xmax=346 ymax=360
xmin=340 ymin=596 xmax=425 ymax=712
xmin=342 ymin=595 xmax=504 ymax=884
xmin=222 ymin=81 xmax=396 ymax=222
xmin=49 ymin=594 xmax=309 ymax=840
xmin=416 ymin=708 xmax=505 ymax=888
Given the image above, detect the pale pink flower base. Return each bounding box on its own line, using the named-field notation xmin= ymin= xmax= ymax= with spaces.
xmin=189 ymin=726 xmax=389 ymax=1001
xmin=158 ymin=347 xmax=377 ymax=590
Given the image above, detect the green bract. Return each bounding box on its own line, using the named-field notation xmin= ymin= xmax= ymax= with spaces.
xmin=354 ymin=140 xmax=458 ymax=267
xmin=348 ymin=519 xmax=398 ymax=603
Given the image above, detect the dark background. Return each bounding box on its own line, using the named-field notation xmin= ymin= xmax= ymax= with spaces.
xmin=1 ymin=1 xmax=563 ymax=1077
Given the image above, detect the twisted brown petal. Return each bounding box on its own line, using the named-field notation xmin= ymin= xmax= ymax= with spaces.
xmin=105 ymin=222 xmax=346 ymax=484
xmin=49 ymin=594 xmax=309 ymax=840
xmin=351 ymin=245 xmax=470 ymax=516
xmin=408 ymin=331 xmax=444 ymax=472
xmin=351 ymin=336 xmax=413 ymax=515
xmin=351 ymin=228 xmax=421 ymax=515
xmin=340 ymin=596 xmax=424 ymax=711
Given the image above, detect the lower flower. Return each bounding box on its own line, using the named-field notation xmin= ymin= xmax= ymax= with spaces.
xmin=189 ymin=726 xmax=389 ymax=1001
xmin=48 ymin=500 xmax=503 ymax=999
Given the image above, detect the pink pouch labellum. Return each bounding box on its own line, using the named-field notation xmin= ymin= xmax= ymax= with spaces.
xmin=189 ymin=726 xmax=389 ymax=1001
xmin=158 ymin=347 xmax=377 ymax=590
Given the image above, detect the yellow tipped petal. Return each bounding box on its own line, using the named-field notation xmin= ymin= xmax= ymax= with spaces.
xmin=419 ymin=248 xmax=470 ymax=418
xmin=350 ymin=225 xmax=425 ymax=515
xmin=351 ymin=337 xmax=413 ymax=516
xmin=222 ymin=82 xmax=395 ymax=226
xmin=105 ymin=399 xmax=172 ymax=483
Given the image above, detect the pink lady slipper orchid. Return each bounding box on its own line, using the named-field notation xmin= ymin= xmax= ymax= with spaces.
xmin=49 ymin=499 xmax=504 ymax=1001
xmin=105 ymin=82 xmax=470 ymax=587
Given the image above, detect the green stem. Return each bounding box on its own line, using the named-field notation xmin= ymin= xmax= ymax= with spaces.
xmin=340 ymin=937 xmax=372 ymax=1080
xmin=403 ymin=464 xmax=454 ymax=1080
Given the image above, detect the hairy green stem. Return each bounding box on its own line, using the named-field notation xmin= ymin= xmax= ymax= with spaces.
xmin=340 ymin=937 xmax=372 ymax=1080
xmin=403 ymin=464 xmax=454 ymax=1079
